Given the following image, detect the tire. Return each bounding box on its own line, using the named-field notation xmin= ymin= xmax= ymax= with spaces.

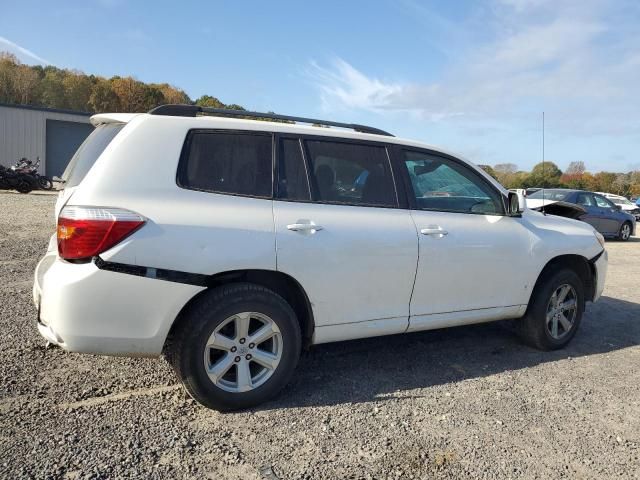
xmin=38 ymin=176 xmax=53 ymax=190
xmin=167 ymin=283 xmax=301 ymax=411
xmin=16 ymin=180 xmax=32 ymax=194
xmin=518 ymin=268 xmax=585 ymax=350
xmin=618 ymin=221 xmax=632 ymax=241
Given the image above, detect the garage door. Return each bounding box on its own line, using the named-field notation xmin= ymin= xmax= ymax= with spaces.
xmin=45 ymin=120 xmax=94 ymax=177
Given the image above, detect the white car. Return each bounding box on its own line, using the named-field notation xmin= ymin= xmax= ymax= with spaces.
xmin=34 ymin=105 xmax=608 ymax=410
xmin=596 ymin=192 xmax=640 ymax=221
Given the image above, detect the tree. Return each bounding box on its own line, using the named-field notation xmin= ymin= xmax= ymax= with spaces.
xmin=39 ymin=68 xmax=67 ymax=108
xmin=565 ymin=161 xmax=586 ymax=175
xmin=493 ymin=163 xmax=520 ymax=187
xmin=0 ymin=52 xmax=19 ymax=102
xmin=195 ymin=95 xmax=225 ymax=108
xmin=478 ymin=164 xmax=499 ymax=181
xmin=526 ymin=161 xmax=563 ymax=188
xmin=88 ymin=78 xmax=120 ymax=112
xmin=12 ymin=64 xmax=40 ymax=104
xmin=153 ymin=83 xmax=190 ymax=104
xmin=63 ymin=71 xmax=92 ymax=111
xmin=111 ymin=76 xmax=147 ymax=112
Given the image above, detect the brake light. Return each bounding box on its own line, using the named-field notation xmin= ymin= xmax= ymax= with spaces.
xmin=57 ymin=206 xmax=145 ymax=260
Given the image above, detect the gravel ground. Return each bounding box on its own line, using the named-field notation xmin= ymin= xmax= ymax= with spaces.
xmin=1 ymin=191 xmax=639 ymax=480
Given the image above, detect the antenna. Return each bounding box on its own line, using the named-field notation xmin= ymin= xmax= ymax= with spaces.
xmin=541 ymin=111 xmax=546 ymax=215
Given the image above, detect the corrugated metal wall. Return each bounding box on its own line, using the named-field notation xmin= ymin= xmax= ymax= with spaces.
xmin=0 ymin=104 xmax=91 ymax=174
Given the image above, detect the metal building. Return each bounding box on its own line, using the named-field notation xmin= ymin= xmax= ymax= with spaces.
xmin=0 ymin=103 xmax=94 ymax=177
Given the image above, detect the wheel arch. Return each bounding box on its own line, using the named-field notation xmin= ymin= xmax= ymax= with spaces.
xmin=165 ymin=269 xmax=315 ymax=352
xmin=528 ymin=254 xmax=596 ymax=307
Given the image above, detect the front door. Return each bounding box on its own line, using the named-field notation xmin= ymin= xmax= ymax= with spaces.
xmin=396 ymin=149 xmax=532 ymax=330
xmin=273 ymin=136 xmax=418 ymax=340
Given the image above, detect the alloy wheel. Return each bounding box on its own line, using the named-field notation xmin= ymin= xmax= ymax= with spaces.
xmin=545 ymin=284 xmax=578 ymax=340
xmin=203 ymin=312 xmax=282 ymax=393
xmin=621 ymin=223 xmax=631 ymax=240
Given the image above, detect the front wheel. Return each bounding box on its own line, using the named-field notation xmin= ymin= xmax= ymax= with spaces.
xmin=618 ymin=222 xmax=632 ymax=241
xmin=518 ymin=268 xmax=585 ymax=350
xmin=167 ymin=283 xmax=301 ymax=411
xmin=38 ymin=176 xmax=53 ymax=190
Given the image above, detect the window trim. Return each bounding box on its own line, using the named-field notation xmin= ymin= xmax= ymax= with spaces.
xmin=394 ymin=147 xmax=507 ymax=216
xmin=274 ymin=134 xmax=312 ymax=201
xmin=176 ymin=129 xmax=275 ymax=199
xmin=276 ymin=134 xmax=403 ymax=209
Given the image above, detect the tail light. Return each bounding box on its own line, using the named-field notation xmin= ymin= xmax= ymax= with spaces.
xmin=57 ymin=206 xmax=145 ymax=260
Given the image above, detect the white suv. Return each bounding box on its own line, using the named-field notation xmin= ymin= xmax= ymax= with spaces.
xmin=34 ymin=105 xmax=608 ymax=410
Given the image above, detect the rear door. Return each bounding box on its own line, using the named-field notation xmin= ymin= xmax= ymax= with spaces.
xmin=273 ymin=135 xmax=418 ymax=340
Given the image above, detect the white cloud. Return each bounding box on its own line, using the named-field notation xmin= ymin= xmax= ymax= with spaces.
xmin=307 ymin=0 xmax=640 ymax=136
xmin=0 ymin=36 xmax=50 ymax=65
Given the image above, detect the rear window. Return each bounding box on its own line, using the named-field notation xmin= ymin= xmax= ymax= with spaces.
xmin=527 ymin=189 xmax=570 ymax=201
xmin=62 ymin=123 xmax=123 ymax=188
xmin=178 ymin=131 xmax=272 ymax=198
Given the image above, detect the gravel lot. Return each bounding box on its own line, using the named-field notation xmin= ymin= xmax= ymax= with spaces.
xmin=1 ymin=191 xmax=639 ymax=480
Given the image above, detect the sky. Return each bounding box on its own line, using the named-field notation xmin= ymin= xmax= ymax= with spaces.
xmin=1 ymin=0 xmax=639 ymax=172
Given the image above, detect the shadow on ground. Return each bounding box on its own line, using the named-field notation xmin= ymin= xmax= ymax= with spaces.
xmin=259 ymin=295 xmax=640 ymax=410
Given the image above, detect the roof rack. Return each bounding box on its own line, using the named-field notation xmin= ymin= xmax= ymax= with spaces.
xmin=148 ymin=104 xmax=393 ymax=137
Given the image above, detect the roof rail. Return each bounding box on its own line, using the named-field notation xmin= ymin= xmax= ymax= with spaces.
xmin=148 ymin=104 xmax=393 ymax=137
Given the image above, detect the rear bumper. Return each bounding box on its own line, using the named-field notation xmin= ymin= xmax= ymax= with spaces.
xmin=33 ymin=247 xmax=204 ymax=357
xmin=591 ymin=249 xmax=607 ymax=302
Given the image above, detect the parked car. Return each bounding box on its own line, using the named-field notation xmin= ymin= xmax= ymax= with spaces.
xmin=595 ymin=192 xmax=640 ymax=221
xmin=527 ymin=189 xmax=636 ymax=241
xmin=34 ymin=105 xmax=607 ymax=410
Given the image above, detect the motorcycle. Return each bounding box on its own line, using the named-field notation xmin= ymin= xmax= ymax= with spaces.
xmin=0 ymin=164 xmax=37 ymax=193
xmin=10 ymin=157 xmax=53 ymax=190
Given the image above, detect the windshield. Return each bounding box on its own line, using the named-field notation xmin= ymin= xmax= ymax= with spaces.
xmin=62 ymin=123 xmax=124 ymax=188
xmin=527 ymin=189 xmax=570 ymax=201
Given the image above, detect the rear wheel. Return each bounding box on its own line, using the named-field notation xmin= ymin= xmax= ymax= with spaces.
xmin=167 ymin=283 xmax=301 ymax=411
xmin=16 ymin=180 xmax=32 ymax=194
xmin=618 ymin=222 xmax=632 ymax=241
xmin=519 ymin=268 xmax=585 ymax=350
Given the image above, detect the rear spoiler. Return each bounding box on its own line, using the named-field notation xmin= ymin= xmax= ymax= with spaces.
xmin=90 ymin=113 xmax=139 ymax=126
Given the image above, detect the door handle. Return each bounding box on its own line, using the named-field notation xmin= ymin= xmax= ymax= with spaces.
xmin=420 ymin=226 xmax=448 ymax=237
xmin=287 ymin=221 xmax=323 ymax=233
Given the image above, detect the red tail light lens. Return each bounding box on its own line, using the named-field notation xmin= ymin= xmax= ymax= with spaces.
xmin=57 ymin=206 xmax=145 ymax=260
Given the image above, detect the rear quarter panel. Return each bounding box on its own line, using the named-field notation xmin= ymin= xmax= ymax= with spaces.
xmin=66 ymin=115 xmax=276 ymax=274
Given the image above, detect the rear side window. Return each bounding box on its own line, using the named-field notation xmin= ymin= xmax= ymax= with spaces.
xmin=303 ymin=140 xmax=397 ymax=207
xmin=178 ymin=132 xmax=272 ymax=198
xmin=62 ymin=123 xmax=121 ymax=188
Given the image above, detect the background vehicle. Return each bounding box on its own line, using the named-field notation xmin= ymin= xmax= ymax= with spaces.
xmin=11 ymin=157 xmax=54 ymax=190
xmin=596 ymin=192 xmax=640 ymax=221
xmin=0 ymin=164 xmax=37 ymax=193
xmin=527 ymin=189 xmax=636 ymax=241
xmin=33 ymin=106 xmax=607 ymax=410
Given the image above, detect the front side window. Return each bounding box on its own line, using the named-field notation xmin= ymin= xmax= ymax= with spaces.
xmin=402 ymin=150 xmax=503 ymax=214
xmin=178 ymin=131 xmax=272 ymax=197
xmin=594 ymin=195 xmax=615 ymax=209
xmin=303 ymin=140 xmax=397 ymax=207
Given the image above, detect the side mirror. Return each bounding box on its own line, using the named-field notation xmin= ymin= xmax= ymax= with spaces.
xmin=507 ymin=191 xmax=525 ymax=215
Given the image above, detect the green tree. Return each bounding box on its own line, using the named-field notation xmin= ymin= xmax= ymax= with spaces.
xmin=526 ymin=161 xmax=563 ymax=188
xmin=40 ymin=68 xmax=67 ymax=108
xmin=195 ymin=95 xmax=225 ymax=108
xmin=478 ymin=164 xmax=499 ymax=181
